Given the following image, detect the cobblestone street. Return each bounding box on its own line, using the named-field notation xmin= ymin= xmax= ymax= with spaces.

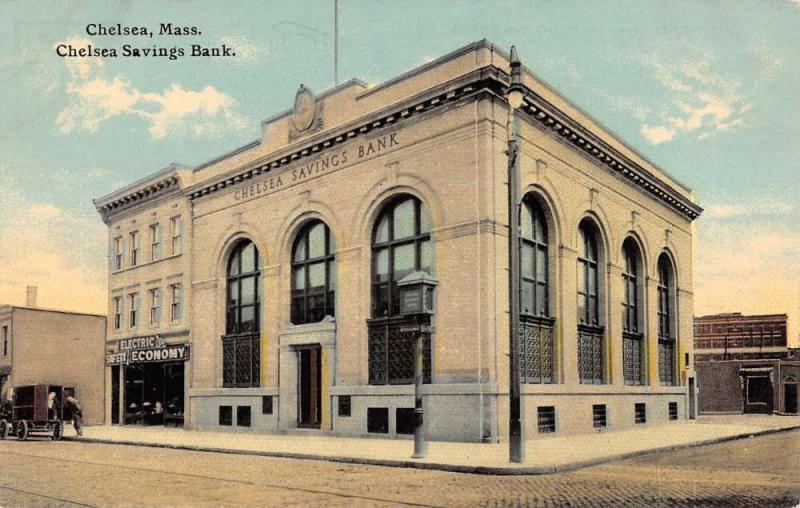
xmin=0 ymin=429 xmax=798 ymax=506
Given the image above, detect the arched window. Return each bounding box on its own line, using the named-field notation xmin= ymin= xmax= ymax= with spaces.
xmin=368 ymin=195 xmax=433 ymax=385
xmin=657 ymin=253 xmax=676 ymax=385
xmin=371 ymin=196 xmax=432 ymax=318
xmin=222 ymin=239 xmax=260 ymax=387
xmin=577 ymin=220 xmax=604 ymax=384
xmin=291 ymin=221 xmax=336 ymax=324
xmin=622 ymin=238 xmax=644 ymax=385
xmin=519 ymin=196 xmax=555 ymax=383
xmin=520 ymin=198 xmax=548 ymax=317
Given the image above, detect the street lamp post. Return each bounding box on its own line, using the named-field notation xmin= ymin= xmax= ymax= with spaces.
xmin=398 ymin=271 xmax=438 ymax=459
xmin=506 ymin=46 xmax=525 ymax=464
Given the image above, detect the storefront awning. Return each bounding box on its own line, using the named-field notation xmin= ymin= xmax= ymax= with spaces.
xmin=740 ymin=367 xmax=774 ymax=374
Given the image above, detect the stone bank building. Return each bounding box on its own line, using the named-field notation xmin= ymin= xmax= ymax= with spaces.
xmin=94 ymin=41 xmax=702 ymax=442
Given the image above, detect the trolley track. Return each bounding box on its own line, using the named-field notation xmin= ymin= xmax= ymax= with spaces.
xmin=0 ymin=444 xmax=441 ymax=507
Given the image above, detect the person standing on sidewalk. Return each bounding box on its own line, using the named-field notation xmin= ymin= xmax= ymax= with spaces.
xmin=65 ymin=395 xmax=83 ymax=436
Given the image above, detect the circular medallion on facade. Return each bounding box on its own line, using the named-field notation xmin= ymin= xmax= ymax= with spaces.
xmin=291 ymin=84 xmax=316 ymax=132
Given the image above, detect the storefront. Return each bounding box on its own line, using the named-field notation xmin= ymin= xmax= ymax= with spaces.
xmin=106 ymin=335 xmax=190 ymax=426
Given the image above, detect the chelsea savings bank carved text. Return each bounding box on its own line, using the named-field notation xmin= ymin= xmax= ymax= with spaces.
xmin=233 ymin=132 xmax=400 ymax=202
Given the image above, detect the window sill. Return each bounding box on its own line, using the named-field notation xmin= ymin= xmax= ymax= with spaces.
xmin=111 ymin=252 xmax=183 ymax=274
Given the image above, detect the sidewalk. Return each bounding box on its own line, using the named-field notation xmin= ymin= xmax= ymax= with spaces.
xmin=64 ymin=415 xmax=800 ymax=475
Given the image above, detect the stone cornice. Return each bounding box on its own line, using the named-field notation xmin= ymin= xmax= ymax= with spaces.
xmin=513 ymin=87 xmax=703 ymax=220
xmin=184 ymin=63 xmax=701 ymax=221
xmin=94 ymin=174 xmax=182 ymax=223
xmin=187 ymin=68 xmax=504 ymax=201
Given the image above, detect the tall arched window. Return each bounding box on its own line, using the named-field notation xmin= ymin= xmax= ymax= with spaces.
xmin=577 ymin=220 xmax=604 ymax=384
xmin=291 ymin=220 xmax=336 ymax=324
xmin=222 ymin=239 xmax=260 ymax=387
xmin=368 ymin=195 xmax=433 ymax=385
xmin=657 ymin=253 xmax=676 ymax=385
xmin=371 ymin=196 xmax=432 ymax=318
xmin=519 ymin=196 xmax=555 ymax=383
xmin=622 ymin=238 xmax=644 ymax=385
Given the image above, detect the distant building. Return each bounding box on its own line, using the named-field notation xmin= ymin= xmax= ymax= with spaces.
xmin=694 ymin=313 xmax=789 ymax=362
xmin=694 ymin=313 xmax=798 ymax=415
xmin=0 ymin=290 xmax=107 ymax=424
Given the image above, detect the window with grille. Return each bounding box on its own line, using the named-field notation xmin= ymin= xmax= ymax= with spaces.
xmin=669 ymin=402 xmax=678 ymax=420
xmin=593 ymin=404 xmax=607 ymax=428
xmin=368 ymin=195 xmax=433 ymax=385
xmin=577 ymin=220 xmax=604 ymax=384
xmin=622 ymin=238 xmax=644 ymax=386
xmin=291 ymin=220 xmax=336 ymax=324
xmin=222 ymin=240 xmax=261 ymax=388
xmin=537 ymin=406 xmax=556 ymax=433
xmin=635 ymin=403 xmax=646 ymax=424
xmin=518 ymin=196 xmax=556 ymax=384
xmin=658 ymin=254 xmax=677 ymax=385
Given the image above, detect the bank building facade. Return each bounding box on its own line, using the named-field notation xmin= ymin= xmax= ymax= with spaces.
xmin=94 ymin=40 xmax=702 ymax=442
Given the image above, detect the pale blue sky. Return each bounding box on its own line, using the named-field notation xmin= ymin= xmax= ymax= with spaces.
xmin=0 ymin=0 xmax=798 ymax=326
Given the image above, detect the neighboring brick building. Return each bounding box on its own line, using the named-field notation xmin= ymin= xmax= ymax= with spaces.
xmin=694 ymin=313 xmax=799 ymax=415
xmin=694 ymin=313 xmax=789 ymax=362
xmin=0 ymin=292 xmax=107 ymax=424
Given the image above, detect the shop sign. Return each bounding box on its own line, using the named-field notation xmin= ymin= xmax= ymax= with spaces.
xmin=106 ymin=335 xmax=190 ymax=365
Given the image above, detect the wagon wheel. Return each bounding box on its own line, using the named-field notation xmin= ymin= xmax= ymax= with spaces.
xmin=52 ymin=421 xmax=63 ymax=441
xmin=0 ymin=419 xmax=8 ymax=440
xmin=16 ymin=420 xmax=29 ymax=441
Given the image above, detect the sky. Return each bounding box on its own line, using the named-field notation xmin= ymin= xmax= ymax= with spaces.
xmin=0 ymin=0 xmax=798 ymax=334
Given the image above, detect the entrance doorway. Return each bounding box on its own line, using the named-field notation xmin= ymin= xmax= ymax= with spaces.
xmin=744 ymin=376 xmax=773 ymax=414
xmin=297 ymin=346 xmax=321 ymax=428
xmin=784 ymin=383 xmax=798 ymax=414
xmin=688 ymin=377 xmax=696 ymax=419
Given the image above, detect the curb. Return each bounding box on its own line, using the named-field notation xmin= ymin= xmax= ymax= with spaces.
xmin=63 ymin=424 xmax=800 ymax=476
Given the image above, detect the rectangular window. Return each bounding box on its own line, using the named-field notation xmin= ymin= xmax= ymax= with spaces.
xmin=262 ymin=396 xmax=273 ymax=415
xmin=128 ymin=293 xmax=139 ymax=328
xmin=669 ymin=402 xmax=678 ymax=420
xmin=592 ymin=404 xmax=607 ymax=428
xmin=113 ymin=297 xmax=122 ymax=331
xmin=2 ymin=326 xmax=7 ymax=357
xmin=635 ymin=403 xmax=646 ymax=424
xmin=150 ymin=223 xmax=161 ymax=261
xmin=129 ymin=231 xmax=140 ymax=266
xmin=395 ymin=408 xmax=415 ymax=435
xmin=113 ymin=236 xmax=123 ymax=270
xmin=338 ymin=395 xmax=351 ymax=417
xmin=236 ymin=406 xmax=251 ymax=427
xmin=170 ymin=216 xmax=183 ymax=255
xmin=219 ymin=405 xmax=232 ymax=426
xmin=367 ymin=407 xmax=388 ymax=434
xmin=537 ymin=406 xmax=556 ymax=433
xmin=149 ymin=288 xmax=162 ymax=326
xmin=170 ymin=284 xmax=183 ymax=323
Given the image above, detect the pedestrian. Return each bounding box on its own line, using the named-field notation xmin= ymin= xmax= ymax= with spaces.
xmin=47 ymin=392 xmax=59 ymax=420
xmin=65 ymin=395 xmax=83 ymax=436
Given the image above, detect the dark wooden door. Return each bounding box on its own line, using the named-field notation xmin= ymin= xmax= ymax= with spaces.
xmin=785 ymin=384 xmax=798 ymax=414
xmin=297 ymin=346 xmax=321 ymax=428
